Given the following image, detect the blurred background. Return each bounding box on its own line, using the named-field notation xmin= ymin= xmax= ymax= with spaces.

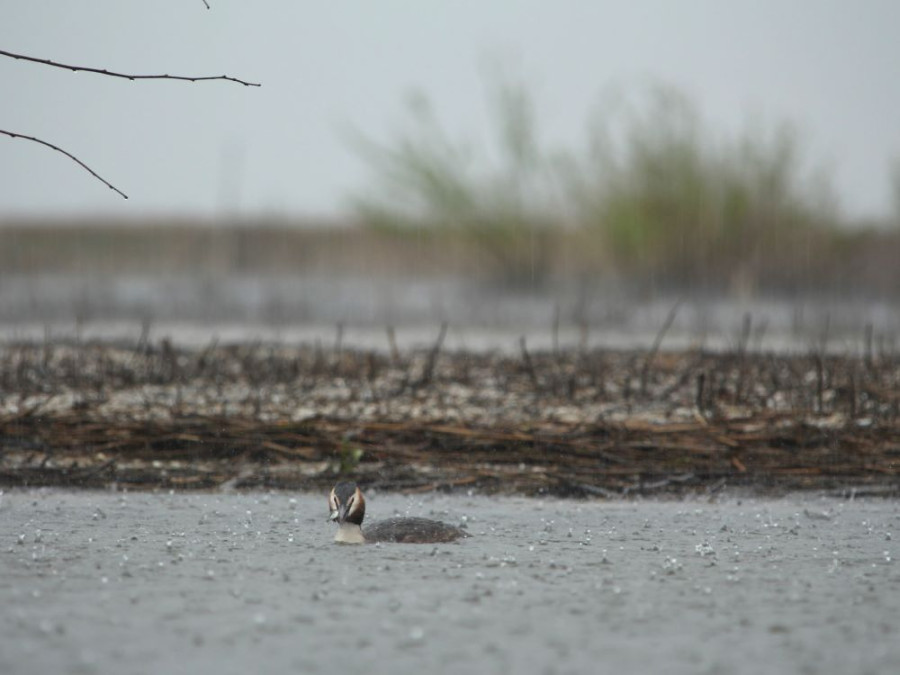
xmin=2 ymin=1 xmax=900 ymax=351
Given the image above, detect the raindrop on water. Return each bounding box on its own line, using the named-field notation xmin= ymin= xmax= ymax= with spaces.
xmin=695 ymin=542 xmax=716 ymax=557
xmin=662 ymin=557 xmax=682 ymax=575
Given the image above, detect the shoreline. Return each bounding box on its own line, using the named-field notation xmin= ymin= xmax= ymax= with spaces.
xmin=2 ymin=340 xmax=897 ymax=496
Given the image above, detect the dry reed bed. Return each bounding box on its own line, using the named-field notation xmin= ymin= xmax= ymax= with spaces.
xmin=1 ymin=336 xmax=899 ymax=495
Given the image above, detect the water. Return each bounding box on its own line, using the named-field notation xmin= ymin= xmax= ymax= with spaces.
xmin=1 ymin=273 xmax=899 ymax=355
xmin=1 ymin=489 xmax=898 ymax=674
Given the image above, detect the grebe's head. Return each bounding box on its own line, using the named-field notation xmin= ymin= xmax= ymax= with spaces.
xmin=328 ymin=482 xmax=366 ymax=526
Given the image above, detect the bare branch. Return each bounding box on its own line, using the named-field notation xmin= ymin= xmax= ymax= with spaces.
xmin=1 ymin=129 xmax=128 ymax=199
xmin=202 ymin=0 xmax=211 ymax=8
xmin=0 ymin=49 xmax=260 ymax=87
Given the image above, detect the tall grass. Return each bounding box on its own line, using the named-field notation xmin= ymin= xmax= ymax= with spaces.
xmin=349 ymin=78 xmax=848 ymax=294
xmin=347 ymin=79 xmax=562 ymax=286
xmin=565 ymin=83 xmax=840 ymax=291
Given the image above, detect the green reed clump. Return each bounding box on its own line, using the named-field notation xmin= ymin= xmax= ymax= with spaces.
xmin=563 ymin=83 xmax=840 ymax=291
xmin=349 ymin=78 xmax=847 ymax=293
xmin=347 ymin=79 xmax=561 ymax=286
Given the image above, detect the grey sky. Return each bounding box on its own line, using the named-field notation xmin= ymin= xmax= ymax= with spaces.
xmin=2 ymin=1 xmax=898 ymax=220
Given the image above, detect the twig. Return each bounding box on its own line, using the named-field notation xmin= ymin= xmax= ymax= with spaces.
xmin=704 ymin=477 xmax=727 ymax=497
xmin=552 ymin=303 xmax=560 ymax=359
xmin=0 ymin=394 xmax=57 ymax=424
xmin=571 ymin=482 xmax=621 ymax=499
xmin=624 ymin=472 xmax=696 ymax=496
xmin=1 ymin=129 xmax=128 ymax=198
xmin=519 ymin=336 xmax=539 ymax=389
xmin=417 ymin=322 xmax=448 ymax=387
xmin=734 ymin=313 xmax=752 ymax=402
xmin=817 ymin=312 xmax=831 ymax=355
xmin=753 ymin=317 xmax=769 ymax=351
xmin=386 ymin=325 xmax=400 ymax=363
xmin=814 ymin=352 xmax=825 ymax=414
xmin=202 ymin=0 xmax=211 ymax=8
xmin=640 ymin=299 xmax=682 ymax=396
xmin=333 ymin=322 xmax=344 ymax=359
xmin=737 ymin=312 xmax=752 ymax=355
xmin=0 ymin=49 xmax=261 ymax=87
xmin=695 ymin=372 xmax=707 ymax=416
xmin=72 ymin=457 xmax=117 ymax=480
xmin=864 ymin=323 xmax=874 ymax=372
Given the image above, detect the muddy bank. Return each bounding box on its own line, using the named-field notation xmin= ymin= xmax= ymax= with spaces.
xmin=2 ymin=341 xmax=899 ymax=495
xmin=1 ymin=490 xmax=898 ymax=675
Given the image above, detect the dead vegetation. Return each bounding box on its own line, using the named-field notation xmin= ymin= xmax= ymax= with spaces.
xmin=1 ymin=335 xmax=899 ymax=496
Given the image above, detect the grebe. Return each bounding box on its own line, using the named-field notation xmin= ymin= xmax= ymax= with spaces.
xmin=328 ymin=482 xmax=469 ymax=544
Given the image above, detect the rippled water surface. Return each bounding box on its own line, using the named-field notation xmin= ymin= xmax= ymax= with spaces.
xmin=1 ymin=490 xmax=898 ymax=674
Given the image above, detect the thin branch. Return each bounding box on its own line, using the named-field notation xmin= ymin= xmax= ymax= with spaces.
xmin=1 ymin=129 xmax=128 ymax=199
xmin=0 ymin=49 xmax=260 ymax=87
xmin=640 ymin=298 xmax=682 ymax=396
xmin=202 ymin=0 xmax=211 ymax=8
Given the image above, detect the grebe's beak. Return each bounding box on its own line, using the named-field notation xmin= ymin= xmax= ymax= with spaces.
xmin=328 ymin=503 xmax=348 ymax=522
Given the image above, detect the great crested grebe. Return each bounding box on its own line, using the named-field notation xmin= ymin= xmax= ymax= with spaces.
xmin=328 ymin=482 xmax=469 ymax=544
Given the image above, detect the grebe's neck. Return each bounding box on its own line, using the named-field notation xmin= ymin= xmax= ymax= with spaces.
xmin=334 ymin=522 xmax=365 ymax=544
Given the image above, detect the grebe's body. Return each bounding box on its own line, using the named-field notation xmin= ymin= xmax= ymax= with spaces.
xmin=328 ymin=482 xmax=469 ymax=544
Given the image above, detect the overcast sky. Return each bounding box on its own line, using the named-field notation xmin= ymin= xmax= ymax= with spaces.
xmin=1 ymin=1 xmax=898 ymax=221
